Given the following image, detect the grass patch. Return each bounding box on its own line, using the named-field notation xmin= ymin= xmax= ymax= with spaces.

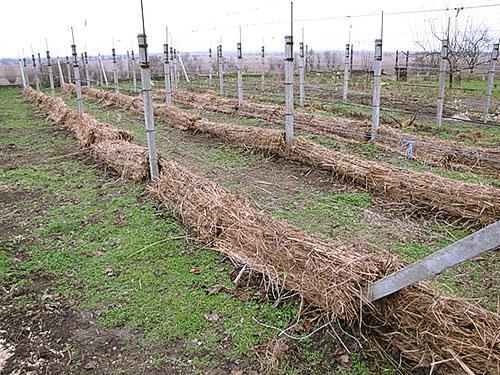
xmin=274 ymin=190 xmax=372 ymax=237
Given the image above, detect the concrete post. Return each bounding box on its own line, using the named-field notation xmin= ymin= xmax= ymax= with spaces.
xmin=112 ymin=48 xmax=119 ymax=93
xmin=284 ymin=35 xmax=294 ymax=144
xmin=174 ymin=49 xmax=180 ymax=87
xmin=22 ymin=58 xmax=30 ymax=86
xmin=137 ymin=33 xmax=159 ymax=181
xmin=31 ymin=54 xmax=40 ymax=91
xmin=131 ymin=50 xmax=137 ymax=92
xmin=208 ymin=48 xmax=213 ymax=86
xmin=57 ymin=58 xmax=65 ymax=86
xmin=218 ymin=45 xmax=224 ymax=96
xmin=66 ymin=56 xmax=72 ymax=83
xmin=260 ymin=45 xmax=265 ymax=90
xmin=97 ymin=54 xmax=103 ymax=86
xmin=19 ymin=60 xmax=27 ymax=88
xmin=237 ymin=42 xmax=243 ymax=105
xmin=46 ymin=50 xmax=56 ymax=97
xmin=178 ymin=54 xmax=190 ymax=83
xmin=299 ymin=42 xmax=305 ymax=107
xmin=71 ymin=43 xmax=84 ymax=115
xmin=98 ymin=54 xmax=109 ymax=86
xmin=169 ymin=47 xmax=174 ymax=89
xmin=163 ymin=43 xmax=172 ymax=104
xmin=436 ymin=39 xmax=448 ymax=127
xmin=84 ymin=52 xmax=91 ymax=87
xmin=38 ymin=53 xmax=43 ymax=85
xmin=126 ymin=50 xmax=131 ymax=80
xmin=342 ymin=43 xmax=350 ymax=102
xmin=371 ymin=39 xmax=383 ymax=141
xmin=483 ymin=43 xmax=499 ymax=123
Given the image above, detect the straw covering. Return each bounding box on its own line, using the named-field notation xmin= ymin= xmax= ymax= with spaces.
xmin=25 ymin=87 xmax=500 ymax=373
xmin=23 ymin=88 xmax=148 ymax=181
xmin=164 ymin=89 xmax=500 ymax=177
xmin=73 ymin=85 xmax=500 ymax=225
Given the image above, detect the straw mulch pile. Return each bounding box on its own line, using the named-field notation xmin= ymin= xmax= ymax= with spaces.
xmin=23 ymin=87 xmax=148 ymax=181
xmin=91 ymin=140 xmax=149 ymax=181
xmin=80 ymin=86 xmax=500 ymax=224
xmin=23 ymin=87 xmax=499 ymax=373
xmin=151 ymin=159 xmax=398 ymax=319
xmin=150 ymin=160 xmax=500 ymax=374
xmin=165 ymin=89 xmax=500 ymax=177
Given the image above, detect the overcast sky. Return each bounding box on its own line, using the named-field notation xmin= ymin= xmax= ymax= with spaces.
xmin=0 ymin=0 xmax=499 ymax=58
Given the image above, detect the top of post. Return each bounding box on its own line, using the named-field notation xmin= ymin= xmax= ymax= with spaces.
xmin=163 ymin=43 xmax=169 ymax=62
xmin=441 ymin=39 xmax=449 ymax=58
xmin=374 ymin=39 xmax=382 ymax=60
xmin=137 ymin=33 xmax=149 ymax=67
xmin=285 ymin=35 xmax=293 ymax=61
xmin=492 ymin=43 xmax=499 ymax=61
xmin=237 ymin=42 xmax=242 ymax=59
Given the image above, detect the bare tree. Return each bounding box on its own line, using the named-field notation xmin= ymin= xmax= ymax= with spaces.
xmin=458 ymin=20 xmax=491 ymax=73
xmin=416 ymin=16 xmax=492 ymax=86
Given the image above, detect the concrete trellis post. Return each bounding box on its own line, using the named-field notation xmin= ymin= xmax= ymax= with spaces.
xmin=178 ymin=54 xmax=190 ymax=83
xmin=342 ymin=43 xmax=350 ymax=102
xmin=97 ymin=55 xmax=104 ymax=86
xmin=483 ymin=43 xmax=499 ymax=123
xmin=299 ymin=42 xmax=305 ymax=107
xmin=66 ymin=56 xmax=72 ymax=84
xmin=284 ymin=35 xmax=294 ymax=144
xmin=174 ymin=49 xmax=180 ymax=87
xmin=98 ymin=54 xmax=109 ymax=87
xmin=137 ymin=33 xmax=159 ymax=181
xmin=38 ymin=53 xmax=43 ymax=85
xmin=169 ymin=47 xmax=174 ymax=89
xmin=84 ymin=52 xmax=91 ymax=87
xmin=172 ymin=48 xmax=178 ymax=88
xmin=436 ymin=39 xmax=449 ymax=127
xmin=237 ymin=42 xmax=243 ymax=105
xmin=371 ymin=39 xmax=383 ymax=141
xmin=163 ymin=43 xmax=172 ymax=104
xmin=22 ymin=58 xmax=30 ymax=86
xmin=126 ymin=50 xmax=131 ymax=80
xmin=71 ymin=43 xmax=84 ymax=115
xmin=208 ymin=48 xmax=213 ymax=86
xmin=131 ymin=50 xmax=137 ymax=92
xmin=31 ymin=54 xmax=40 ymax=91
xmin=217 ymin=45 xmax=224 ymax=96
xmin=260 ymin=45 xmax=265 ymax=90
xmin=57 ymin=58 xmax=65 ymax=86
xmin=46 ymin=50 xmax=56 ymax=97
xmin=19 ymin=59 xmax=27 ymax=88
xmin=112 ymin=48 xmax=119 ymax=93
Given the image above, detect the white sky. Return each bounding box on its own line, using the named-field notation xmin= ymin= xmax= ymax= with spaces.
xmin=0 ymin=0 xmax=499 ymax=58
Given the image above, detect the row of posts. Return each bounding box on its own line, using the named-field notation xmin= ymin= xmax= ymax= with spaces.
xmin=208 ymin=38 xmax=498 ymax=139
xmin=18 ymin=45 xmax=190 ymax=97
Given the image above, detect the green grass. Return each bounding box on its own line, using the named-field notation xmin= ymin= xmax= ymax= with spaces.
xmin=274 ymin=190 xmax=372 ymax=237
xmin=1 ymin=85 xmax=377 ymax=372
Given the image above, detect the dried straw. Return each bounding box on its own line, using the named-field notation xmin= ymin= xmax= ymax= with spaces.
xmin=91 ymin=140 xmax=149 ymax=181
xmin=166 ymin=89 xmax=500 ymax=177
xmin=23 ymin=87 xmax=500 ymax=373
xmin=23 ymin=87 xmax=147 ymax=181
xmin=79 ymin=86 xmax=500 ymax=225
xmin=150 ymin=160 xmax=499 ymax=374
